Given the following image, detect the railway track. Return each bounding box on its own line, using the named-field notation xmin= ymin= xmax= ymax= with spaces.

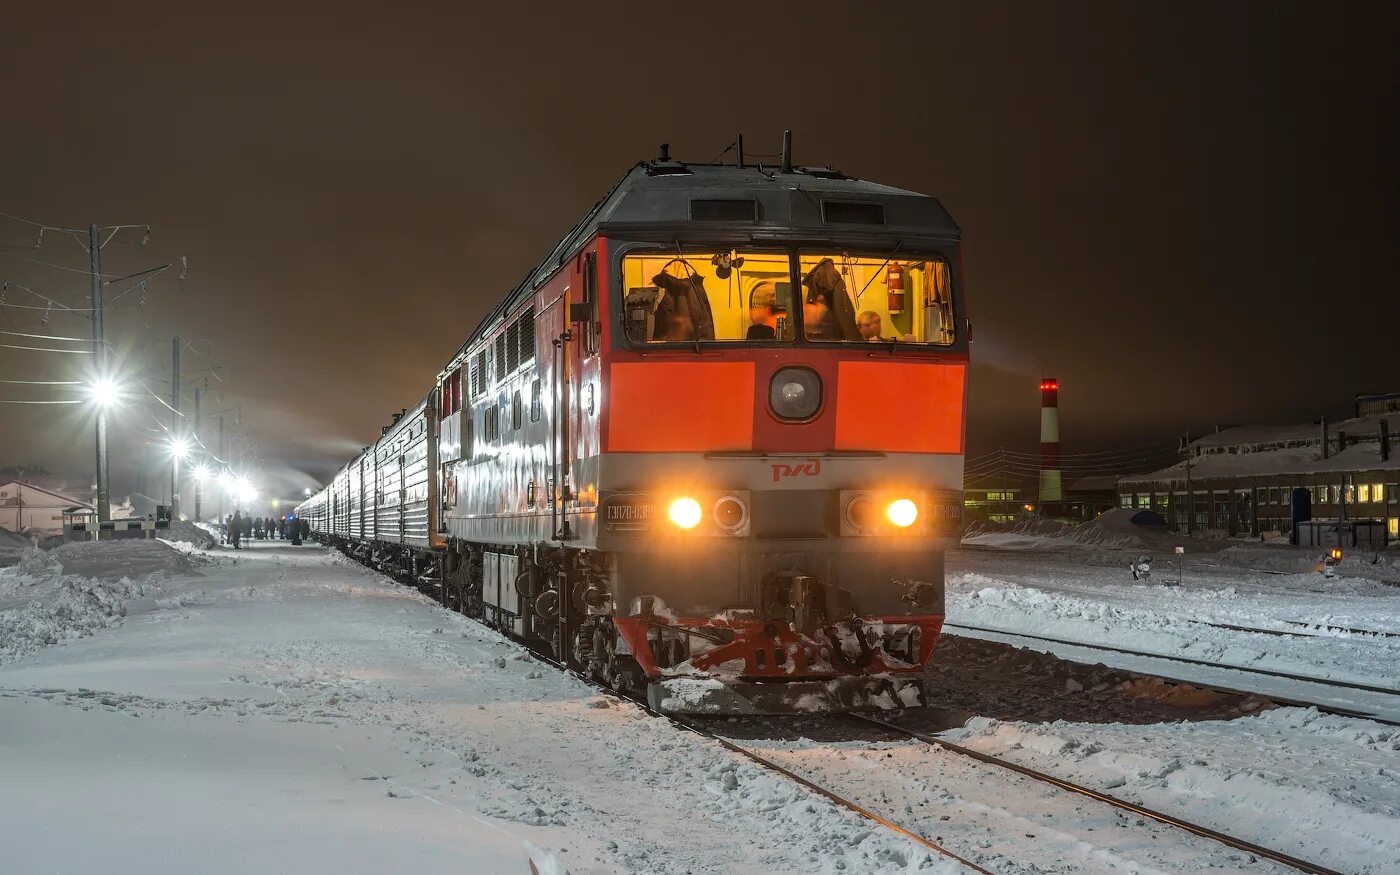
xmin=362 ymin=547 xmax=1363 ymax=872
xmin=943 ymin=622 xmax=1400 ymax=726
xmin=849 ymin=714 xmax=1343 ymax=875
xmin=537 ymin=649 xmax=1344 ymax=874
xmin=526 ymin=651 xmax=994 ymax=874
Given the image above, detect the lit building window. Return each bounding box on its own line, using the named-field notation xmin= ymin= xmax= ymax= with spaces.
xmin=1390 ymin=518 xmax=1399 ymax=537
xmin=1359 ymin=484 xmax=1371 ymax=503
xmin=1373 ymin=483 xmax=1385 ymax=503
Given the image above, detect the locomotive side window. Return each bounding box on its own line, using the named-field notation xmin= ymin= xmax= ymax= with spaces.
xmin=583 ymin=252 xmax=601 ymax=355
xmin=440 ymin=368 xmax=461 ymax=417
xmin=797 ymin=251 xmax=955 ymax=345
xmin=621 ymin=251 xmax=793 ymax=343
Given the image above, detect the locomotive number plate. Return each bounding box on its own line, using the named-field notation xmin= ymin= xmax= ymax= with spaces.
xmin=601 ymin=493 xmax=658 ymax=532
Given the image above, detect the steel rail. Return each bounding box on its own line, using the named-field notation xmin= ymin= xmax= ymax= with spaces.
xmin=944 ymin=621 xmax=1400 ymax=697
xmin=525 ymin=652 xmax=992 ymax=874
xmin=853 ymin=715 xmax=1344 ymax=875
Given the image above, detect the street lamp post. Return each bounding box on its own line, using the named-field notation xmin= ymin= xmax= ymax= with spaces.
xmin=90 ymin=225 xmax=109 ymax=526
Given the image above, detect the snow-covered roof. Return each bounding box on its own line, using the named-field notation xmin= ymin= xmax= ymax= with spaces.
xmin=1121 ymin=437 xmax=1400 ymax=485
xmin=0 ymin=480 xmax=93 ymax=508
xmin=1188 ymin=414 xmax=1390 ymax=451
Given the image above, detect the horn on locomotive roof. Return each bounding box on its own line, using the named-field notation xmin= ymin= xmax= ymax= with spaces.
xmin=658 ymin=143 xmax=670 ymax=161
xmin=736 ymin=133 xmax=745 ymax=169
xmin=780 ymin=129 xmax=793 ymax=173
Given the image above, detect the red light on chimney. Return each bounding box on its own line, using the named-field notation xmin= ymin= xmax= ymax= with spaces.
xmin=1040 ymin=379 xmax=1058 ymax=390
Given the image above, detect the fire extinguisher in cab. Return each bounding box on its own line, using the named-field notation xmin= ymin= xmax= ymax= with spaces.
xmin=886 ymin=261 xmax=905 ymax=313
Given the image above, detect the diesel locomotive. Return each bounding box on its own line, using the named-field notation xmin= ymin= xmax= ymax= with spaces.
xmin=299 ymin=140 xmax=968 ymax=712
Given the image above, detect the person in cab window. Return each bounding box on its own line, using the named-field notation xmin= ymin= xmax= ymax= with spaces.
xmin=746 ymin=281 xmax=780 ymax=339
xmin=857 ymin=310 xmax=884 ymax=341
xmin=802 ymin=258 xmax=859 ymax=340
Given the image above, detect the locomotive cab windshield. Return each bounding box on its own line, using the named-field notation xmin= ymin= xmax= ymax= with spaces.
xmin=621 ymin=248 xmax=955 ymax=346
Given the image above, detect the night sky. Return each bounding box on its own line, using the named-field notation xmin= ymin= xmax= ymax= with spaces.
xmin=1 ymin=3 xmax=1396 ymax=498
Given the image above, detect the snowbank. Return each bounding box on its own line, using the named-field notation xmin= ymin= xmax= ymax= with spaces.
xmin=0 ymin=539 xmax=200 ymax=665
xmin=942 ymin=708 xmax=1400 ymax=874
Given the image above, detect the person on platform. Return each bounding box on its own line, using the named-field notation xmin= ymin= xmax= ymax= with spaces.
xmin=230 ymin=511 xmax=243 ymax=549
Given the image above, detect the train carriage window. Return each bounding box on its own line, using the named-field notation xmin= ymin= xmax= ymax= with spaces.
xmin=512 ymin=390 xmax=522 ymax=430
xmin=797 ymin=251 xmax=956 ymax=345
xmin=530 ymin=378 xmax=541 ymax=422
xmin=621 ymin=250 xmax=793 ymax=343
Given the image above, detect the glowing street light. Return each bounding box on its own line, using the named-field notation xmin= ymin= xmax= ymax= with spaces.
xmin=169 ymin=436 xmax=191 ymax=459
xmin=87 ymin=377 xmax=121 ymax=408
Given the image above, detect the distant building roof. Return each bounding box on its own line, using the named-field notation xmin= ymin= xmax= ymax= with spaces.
xmin=0 ymin=480 xmax=93 ymax=509
xmin=1121 ymin=414 xmax=1399 ymax=485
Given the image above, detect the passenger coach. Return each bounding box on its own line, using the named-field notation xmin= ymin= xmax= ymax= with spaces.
xmin=301 ymin=139 xmax=969 ymax=712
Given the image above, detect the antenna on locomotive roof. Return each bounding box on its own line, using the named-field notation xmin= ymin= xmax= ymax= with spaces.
xmin=658 ymin=143 xmax=671 ymax=161
xmin=780 ymin=130 xmax=793 ymax=173
xmin=736 ymin=134 xmax=745 ymax=169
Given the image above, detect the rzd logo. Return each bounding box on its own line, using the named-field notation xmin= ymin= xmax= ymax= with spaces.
xmin=770 ymin=458 xmax=821 ymax=482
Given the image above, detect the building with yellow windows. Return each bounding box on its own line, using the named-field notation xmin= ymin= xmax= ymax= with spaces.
xmin=1117 ymin=402 xmax=1398 ymax=544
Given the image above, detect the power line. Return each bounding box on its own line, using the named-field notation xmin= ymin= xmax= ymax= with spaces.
xmin=0 ymin=342 xmax=95 ymax=353
xmin=0 ymin=328 xmax=91 ymax=342
xmin=0 ymin=379 xmax=82 ymax=385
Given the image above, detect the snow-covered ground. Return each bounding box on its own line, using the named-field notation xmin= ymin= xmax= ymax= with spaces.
xmin=0 ymin=538 xmax=958 ymax=874
xmin=3 ymin=534 xmax=1398 ymax=873
xmin=947 ymin=542 xmax=1400 ymax=721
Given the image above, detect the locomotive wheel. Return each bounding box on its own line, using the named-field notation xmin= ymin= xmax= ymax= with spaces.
xmin=607 ymin=655 xmax=644 ymax=699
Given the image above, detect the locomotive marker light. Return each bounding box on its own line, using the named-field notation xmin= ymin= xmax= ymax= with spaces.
xmin=886 ymin=498 xmax=920 ymax=528
xmin=713 ymin=495 xmax=748 ymax=531
xmin=668 ymin=497 xmax=703 ymax=529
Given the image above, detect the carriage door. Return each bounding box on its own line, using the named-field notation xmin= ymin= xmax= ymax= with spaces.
xmin=397 ymin=447 xmax=407 ymax=540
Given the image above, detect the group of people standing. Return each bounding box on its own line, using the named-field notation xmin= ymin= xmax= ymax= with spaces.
xmin=221 ymin=511 xmax=308 ymax=549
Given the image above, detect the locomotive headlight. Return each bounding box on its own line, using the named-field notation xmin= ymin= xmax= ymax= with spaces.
xmin=668 ymin=497 xmax=703 ymax=529
xmin=886 ymin=498 xmax=919 ymax=528
xmin=769 ymin=367 xmax=822 ymax=421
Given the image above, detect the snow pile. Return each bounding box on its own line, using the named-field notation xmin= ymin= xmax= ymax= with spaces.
xmin=942 ymin=708 xmax=1400 ymax=874
xmin=0 ymin=539 xmax=198 ymax=665
xmin=46 ymin=538 xmax=198 ymax=579
xmin=162 ymin=519 xmax=218 ymax=550
xmin=0 ymin=573 xmax=152 ymax=663
xmin=0 ymin=526 xmax=34 ymax=549
xmin=13 ymin=547 xmax=62 ymax=579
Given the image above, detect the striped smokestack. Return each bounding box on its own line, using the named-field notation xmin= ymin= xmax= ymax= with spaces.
xmin=1039 ymin=377 xmax=1062 ymax=502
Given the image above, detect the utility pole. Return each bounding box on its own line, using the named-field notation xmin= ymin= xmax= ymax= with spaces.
xmin=170 ymin=335 xmax=181 ymax=520
xmin=218 ymin=416 xmax=226 ymax=522
xmin=90 ymin=224 xmax=110 ymax=528
xmin=193 ymin=383 xmax=202 ymax=521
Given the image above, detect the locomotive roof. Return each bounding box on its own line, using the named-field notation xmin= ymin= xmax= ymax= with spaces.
xmin=453 ymin=157 xmax=961 ymax=370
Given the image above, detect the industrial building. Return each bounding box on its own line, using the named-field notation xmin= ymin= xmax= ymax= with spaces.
xmin=1117 ymin=403 xmax=1398 ymax=542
